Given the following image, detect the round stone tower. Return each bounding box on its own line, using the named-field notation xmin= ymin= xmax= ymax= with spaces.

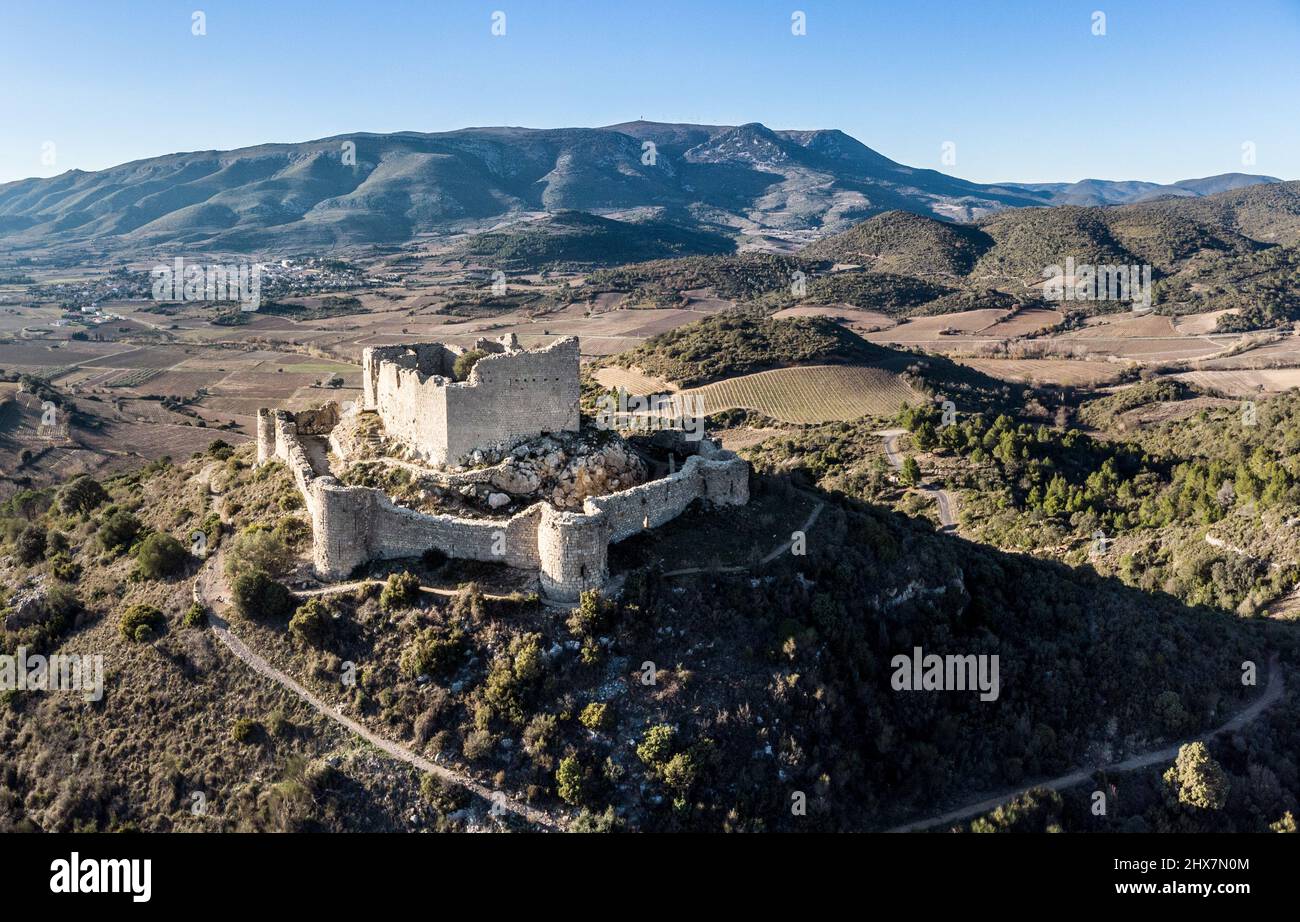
xmin=537 ymin=505 xmax=609 ymax=601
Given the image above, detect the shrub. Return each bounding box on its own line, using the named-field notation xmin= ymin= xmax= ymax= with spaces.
xmin=98 ymin=509 xmax=142 ymax=555
xmin=570 ymin=806 xmax=623 ymax=833
xmin=400 ymin=626 xmax=466 ymax=679
xmin=40 ymin=585 xmax=81 ymax=628
xmin=555 ymin=755 xmax=585 ymax=806
xmin=567 ymin=589 xmax=616 ymax=639
xmin=136 ymin=532 xmax=190 ymax=580
xmin=1164 ymin=742 xmax=1230 ymax=810
xmin=60 ymin=475 xmax=108 ymax=515
xmin=661 ymin=752 xmax=698 ymax=794
xmin=579 ymin=702 xmax=610 ymax=731
xmin=462 ymin=728 xmax=495 ymax=761
xmin=182 ymin=602 xmax=208 ymax=628
xmin=231 ymin=569 xmax=295 ymax=621
xmin=15 ymin=524 xmax=46 ymax=565
xmin=230 ymin=718 xmax=260 ymax=744
xmin=637 ymin=724 xmax=675 ymax=766
xmin=119 ymin=603 xmax=164 ymax=642
xmin=289 ymin=598 xmax=330 ymax=647
xmin=271 ymin=516 xmax=310 ymax=548
xmin=49 ymin=553 xmax=81 ymax=583
xmin=224 ymin=527 xmax=292 ymax=580
xmin=380 ymin=571 xmax=420 ymax=612
xmin=420 ymin=774 xmax=470 ymax=813
xmin=452 ymin=349 xmax=486 ymax=382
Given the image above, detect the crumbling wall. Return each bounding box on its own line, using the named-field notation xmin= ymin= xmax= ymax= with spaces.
xmin=257 ymin=396 xmax=750 ymax=601
xmin=583 ymin=452 xmax=749 ymax=543
xmin=309 ymin=481 xmax=543 ymax=579
xmin=361 ymin=336 xmax=580 ymax=465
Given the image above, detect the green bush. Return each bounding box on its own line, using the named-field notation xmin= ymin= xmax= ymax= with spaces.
xmin=49 ymin=553 xmax=81 ymax=583
xmin=60 ymin=475 xmax=108 ymax=515
xmin=119 ymin=603 xmax=164 ymax=642
xmin=289 ymin=598 xmax=330 ymax=647
xmin=637 ymin=724 xmax=675 ymax=766
xmin=570 ymin=806 xmax=623 ymax=833
xmin=231 ymin=569 xmax=295 ymax=621
xmin=182 ymin=602 xmax=208 ymax=628
xmin=380 ymin=571 xmax=421 ymax=611
xmin=400 ymin=626 xmax=466 ymax=679
xmin=452 ymin=349 xmax=486 ymax=382
xmin=556 ymin=755 xmax=585 ymax=806
xmin=135 ymin=532 xmax=190 ymax=580
xmin=661 ymin=752 xmax=698 ymax=794
xmin=223 ymin=527 xmax=292 ymax=580
xmin=15 ymin=524 xmax=46 ymax=565
xmin=579 ymin=701 xmax=611 ymax=731
xmin=230 ymin=717 xmax=260 ymax=744
xmin=420 ymin=774 xmax=470 ymax=813
xmin=98 ymin=509 xmax=142 ymax=555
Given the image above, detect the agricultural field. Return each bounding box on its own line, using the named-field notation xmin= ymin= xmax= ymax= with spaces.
xmin=591 ymin=365 xmax=676 ymax=395
xmin=953 ymin=357 xmax=1128 ymax=387
xmin=679 ymin=364 xmax=918 ymax=424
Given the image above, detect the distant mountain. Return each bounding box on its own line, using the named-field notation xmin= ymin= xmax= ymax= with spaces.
xmin=0 ymin=121 xmax=1285 ymax=256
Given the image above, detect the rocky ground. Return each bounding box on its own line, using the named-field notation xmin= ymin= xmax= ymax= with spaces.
xmin=333 ymin=416 xmax=647 ymax=517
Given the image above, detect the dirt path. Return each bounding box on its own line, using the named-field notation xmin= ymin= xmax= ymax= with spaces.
xmin=878 ymin=429 xmax=957 ymax=530
xmin=295 ymin=578 xmax=516 ymax=602
xmin=886 ymin=653 xmax=1284 ymax=832
xmin=193 ymin=548 xmax=562 ymax=831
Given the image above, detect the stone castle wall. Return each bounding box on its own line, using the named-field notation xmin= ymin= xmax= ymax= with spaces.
xmin=255 ymin=405 xmax=749 ymax=601
xmin=361 ymin=335 xmax=581 ymax=466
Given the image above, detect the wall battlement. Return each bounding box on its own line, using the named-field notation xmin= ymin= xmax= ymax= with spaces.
xmin=255 ymin=403 xmax=750 ymax=601
xmin=361 ymin=334 xmax=581 ymax=466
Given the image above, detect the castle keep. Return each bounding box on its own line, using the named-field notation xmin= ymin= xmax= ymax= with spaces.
xmin=257 ymin=335 xmax=749 ymax=601
xmin=362 ymin=335 xmax=581 ymax=465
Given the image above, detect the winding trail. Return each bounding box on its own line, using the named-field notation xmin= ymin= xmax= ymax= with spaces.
xmin=193 ymin=548 xmax=562 ymax=831
xmin=886 ymin=653 xmax=1285 ymax=832
xmin=878 ymin=429 xmax=957 ymax=530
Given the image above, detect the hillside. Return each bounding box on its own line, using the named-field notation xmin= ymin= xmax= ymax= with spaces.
xmin=604 ymin=312 xmax=1018 ymax=418
xmin=793 ymin=181 xmax=1300 ymax=327
xmin=449 ymin=211 xmax=734 ymax=269
xmin=801 ymin=210 xmax=995 ymax=276
xmin=0 ymin=439 xmax=1272 ymax=832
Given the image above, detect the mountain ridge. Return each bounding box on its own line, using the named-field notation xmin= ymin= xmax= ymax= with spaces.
xmin=0 ymin=121 xmax=1284 ymax=256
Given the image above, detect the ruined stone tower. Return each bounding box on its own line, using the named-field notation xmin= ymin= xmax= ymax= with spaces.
xmin=361 ymin=334 xmax=580 ymax=466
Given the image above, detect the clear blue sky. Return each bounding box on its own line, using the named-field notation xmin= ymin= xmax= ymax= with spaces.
xmin=3 ymin=0 xmax=1298 ymax=185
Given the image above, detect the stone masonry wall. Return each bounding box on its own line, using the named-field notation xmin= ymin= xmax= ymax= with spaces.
xmin=361 ymin=336 xmax=580 ymax=466
xmin=258 ymin=402 xmax=750 ymax=601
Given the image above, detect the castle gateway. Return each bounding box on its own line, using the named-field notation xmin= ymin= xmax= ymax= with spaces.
xmin=257 ymin=335 xmax=749 ymax=601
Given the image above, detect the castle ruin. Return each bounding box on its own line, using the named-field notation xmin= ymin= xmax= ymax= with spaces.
xmin=256 ymin=335 xmax=749 ymax=601
xmin=362 ymin=334 xmax=580 ymax=466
